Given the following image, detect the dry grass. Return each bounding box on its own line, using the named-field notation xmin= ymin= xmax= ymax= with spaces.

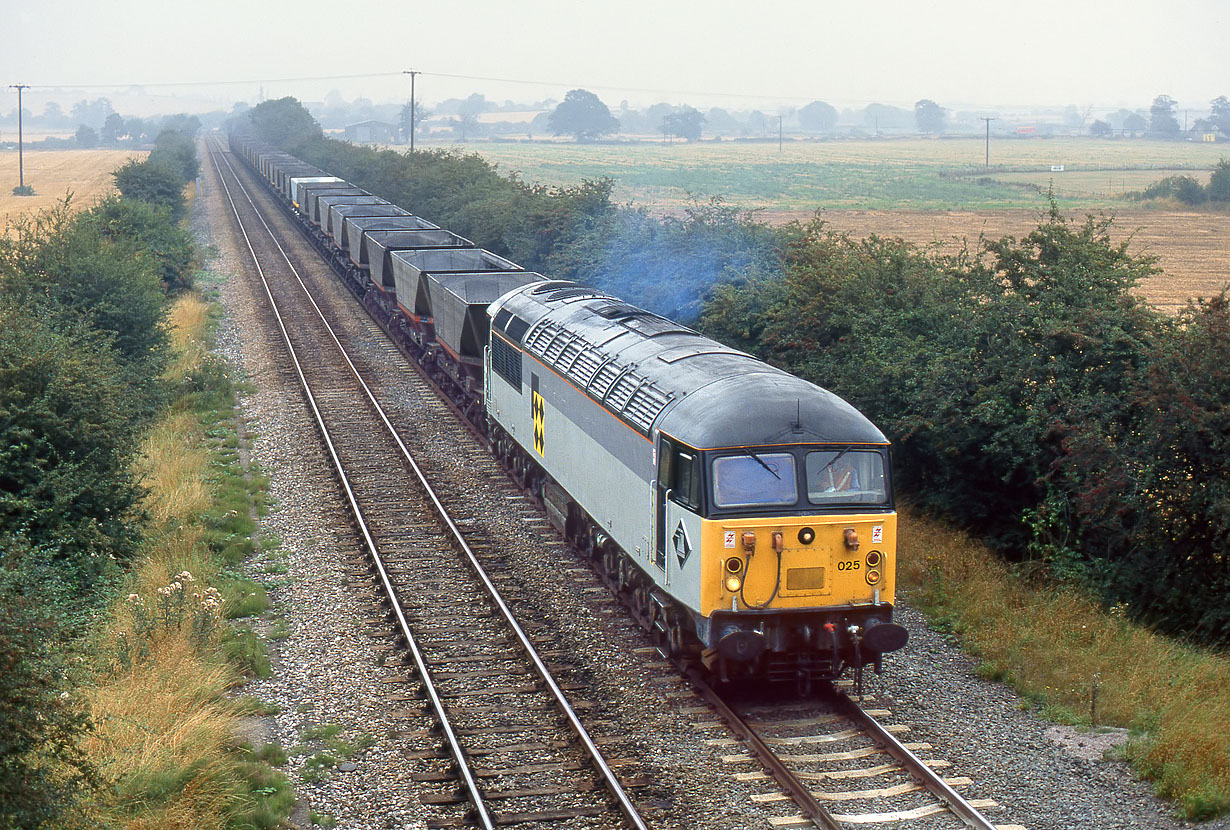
xmin=0 ymin=148 xmax=146 ymax=227
xmin=138 ymin=413 xmax=210 ymax=528
xmin=78 ymin=290 xmax=287 ymax=828
xmin=898 ymin=507 xmax=1230 ymax=818
xmin=82 ymin=640 xmax=240 ymax=830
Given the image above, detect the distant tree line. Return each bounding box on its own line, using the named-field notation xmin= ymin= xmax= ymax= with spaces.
xmin=246 ymin=97 xmax=1229 ymax=646
xmin=0 ymin=132 xmax=199 ymax=827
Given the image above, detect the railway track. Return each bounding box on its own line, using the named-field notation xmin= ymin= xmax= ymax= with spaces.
xmin=209 ymin=134 xmax=1021 ymax=830
xmin=207 ymin=137 xmax=647 ymax=830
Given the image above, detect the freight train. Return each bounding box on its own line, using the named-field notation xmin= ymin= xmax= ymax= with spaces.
xmin=228 ymin=134 xmax=908 ymax=686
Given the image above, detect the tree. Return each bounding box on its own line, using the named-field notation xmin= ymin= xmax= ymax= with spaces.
xmin=1123 ymin=113 xmax=1147 ymax=136
xmin=1208 ymin=158 xmax=1230 ymax=202
xmin=547 ymin=89 xmax=620 ymax=142
xmin=706 ymin=107 xmax=740 ymax=135
xmin=74 ymin=125 xmax=97 ymax=148
xmin=85 ymin=195 xmax=196 ymax=293
xmin=1149 ymin=94 xmax=1180 ymax=135
xmin=398 ymin=99 xmax=430 ymax=143
xmin=451 ymin=113 xmax=480 ymax=141
xmin=0 ymin=300 xmax=146 ymax=578
xmin=149 ymin=129 xmax=200 ymax=181
xmin=663 ymin=106 xmax=705 ymax=141
xmin=1090 ymin=119 xmax=1112 ymax=137
xmin=863 ymin=103 xmax=911 ymax=131
xmin=914 ymin=99 xmax=946 ymax=133
xmin=247 ymin=97 xmax=323 ymax=151
xmin=113 ymin=158 xmax=188 ymax=220
xmin=1210 ymin=96 xmax=1230 ymax=134
xmin=69 ymin=97 xmax=113 ymax=128
xmin=798 ymin=100 xmax=839 ymax=132
xmin=100 ymin=112 xmax=125 ymax=145
xmin=0 ymin=202 xmax=170 ymax=373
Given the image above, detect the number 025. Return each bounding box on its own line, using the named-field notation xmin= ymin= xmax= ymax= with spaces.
xmin=837 ymin=560 xmax=861 ymax=571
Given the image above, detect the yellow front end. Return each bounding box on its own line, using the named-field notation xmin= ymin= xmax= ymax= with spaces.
xmin=699 ymin=513 xmax=897 ymax=616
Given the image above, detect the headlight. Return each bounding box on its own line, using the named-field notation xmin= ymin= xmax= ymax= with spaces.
xmin=866 ymin=568 xmax=882 ymax=585
xmin=725 ymin=575 xmax=743 ymax=593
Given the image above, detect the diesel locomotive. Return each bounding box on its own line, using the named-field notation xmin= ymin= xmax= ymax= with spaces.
xmin=229 ymin=133 xmax=908 ymax=685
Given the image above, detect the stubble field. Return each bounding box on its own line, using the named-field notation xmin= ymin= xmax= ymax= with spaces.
xmin=0 ymin=149 xmax=145 ymax=227
xmin=450 ymin=137 xmax=1230 ymax=307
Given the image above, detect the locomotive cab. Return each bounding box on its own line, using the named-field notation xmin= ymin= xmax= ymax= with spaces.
xmin=655 ymin=430 xmax=908 ymax=682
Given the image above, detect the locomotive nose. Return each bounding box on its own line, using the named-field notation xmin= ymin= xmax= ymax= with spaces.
xmin=717 ymin=626 xmax=767 ymax=662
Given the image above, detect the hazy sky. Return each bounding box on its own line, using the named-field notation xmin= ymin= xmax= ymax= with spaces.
xmin=4 ymin=0 xmax=1228 ymax=115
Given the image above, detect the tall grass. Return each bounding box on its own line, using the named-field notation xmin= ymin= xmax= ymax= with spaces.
xmin=77 ymin=291 xmax=292 ymax=829
xmin=898 ymin=506 xmax=1229 ymax=819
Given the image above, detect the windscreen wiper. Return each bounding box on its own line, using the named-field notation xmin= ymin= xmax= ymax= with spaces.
xmin=744 ymin=448 xmax=781 ymax=480
xmin=815 ymin=447 xmax=851 ymax=478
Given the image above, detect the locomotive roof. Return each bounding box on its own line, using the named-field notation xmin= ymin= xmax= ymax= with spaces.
xmin=490 ymin=282 xmax=887 ymax=448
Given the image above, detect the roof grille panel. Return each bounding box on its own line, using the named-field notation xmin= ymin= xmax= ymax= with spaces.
xmin=589 ymin=362 xmax=623 ymax=399
xmin=605 ymin=371 xmax=643 ymax=411
xmin=623 ymin=383 xmax=672 ymax=432
xmin=566 ymin=350 xmax=604 ymax=388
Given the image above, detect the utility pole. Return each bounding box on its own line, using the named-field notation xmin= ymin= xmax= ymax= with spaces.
xmin=10 ymin=84 xmax=29 ymax=192
xmin=403 ymin=70 xmax=419 ymax=152
xmin=778 ymin=115 xmax=783 ymax=153
xmin=980 ymin=116 xmax=995 ymax=168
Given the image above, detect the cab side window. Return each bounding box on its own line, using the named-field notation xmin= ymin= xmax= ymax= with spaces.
xmin=672 ymin=448 xmax=701 ymax=510
xmin=658 ymin=437 xmax=701 ymax=510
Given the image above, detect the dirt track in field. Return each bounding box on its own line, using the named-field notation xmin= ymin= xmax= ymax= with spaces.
xmin=762 ymin=207 xmax=1230 ymax=310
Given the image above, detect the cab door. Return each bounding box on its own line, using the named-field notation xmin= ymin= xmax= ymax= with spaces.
xmin=656 ymin=435 xmax=701 ymax=582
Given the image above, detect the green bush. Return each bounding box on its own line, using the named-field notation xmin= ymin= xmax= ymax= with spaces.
xmin=1141 ymin=175 xmax=1207 ymax=205
xmin=0 ymin=549 xmax=95 ymax=829
xmin=1208 ymin=158 xmax=1230 ymax=202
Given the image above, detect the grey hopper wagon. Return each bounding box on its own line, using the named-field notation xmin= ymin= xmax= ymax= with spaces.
xmin=289 ymin=176 xmax=345 ymax=208
xmin=311 ymin=194 xmax=383 ymax=229
xmin=365 ymin=229 xmax=469 ymax=296
xmin=264 ymin=156 xmax=309 ymax=190
xmin=328 ymin=203 xmax=411 ymax=249
xmin=275 ymin=164 xmax=325 ymax=199
xmin=427 ymin=271 xmax=546 ymax=369
xmin=344 ymin=216 xmax=441 ymax=269
xmin=257 ymin=152 xmax=297 ymax=182
xmin=389 ymin=247 xmax=522 ymax=322
xmin=297 ymin=186 xmax=367 ymax=223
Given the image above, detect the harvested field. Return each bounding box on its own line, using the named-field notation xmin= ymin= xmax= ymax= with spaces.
xmin=763 ymin=207 xmax=1230 ymax=310
xmin=457 ymin=137 xmax=1228 ymax=308
xmin=0 ymin=148 xmax=146 ymax=227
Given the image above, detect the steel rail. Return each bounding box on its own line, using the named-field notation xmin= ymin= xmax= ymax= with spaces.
xmin=209 ymin=138 xmax=649 ymax=830
xmin=825 ymin=687 xmax=998 ymax=830
xmin=208 ymin=137 xmax=495 ymax=829
xmin=681 ymin=666 xmax=845 ymax=830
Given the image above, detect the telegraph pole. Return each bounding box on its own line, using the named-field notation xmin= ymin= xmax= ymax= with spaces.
xmin=10 ymin=84 xmax=29 ymax=192
xmin=980 ymin=116 xmax=995 ymax=168
xmin=778 ymin=115 xmax=783 ymax=153
xmin=403 ymin=70 xmax=419 ymax=152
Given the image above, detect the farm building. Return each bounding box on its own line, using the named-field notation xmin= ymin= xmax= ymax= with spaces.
xmin=344 ymin=120 xmax=400 ymax=144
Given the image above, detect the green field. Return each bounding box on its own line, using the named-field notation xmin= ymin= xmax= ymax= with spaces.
xmin=440 ymin=137 xmax=1226 ymax=213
